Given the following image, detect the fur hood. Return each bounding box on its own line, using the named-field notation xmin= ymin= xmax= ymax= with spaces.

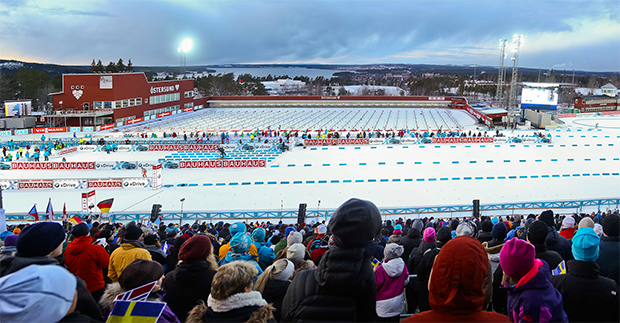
xmin=186 ymin=293 xmax=275 ymax=323
xmin=291 ymin=259 xmax=315 ymax=280
xmin=483 ymin=241 xmax=504 ymax=254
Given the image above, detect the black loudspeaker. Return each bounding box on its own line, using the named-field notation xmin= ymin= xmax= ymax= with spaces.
xmin=472 ymin=199 xmax=480 ymax=218
xmin=150 ymin=204 xmax=162 ymax=222
xmin=298 ymin=203 xmax=307 ymax=225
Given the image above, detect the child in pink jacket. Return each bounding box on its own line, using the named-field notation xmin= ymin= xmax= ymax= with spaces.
xmin=375 ymin=243 xmax=410 ymax=321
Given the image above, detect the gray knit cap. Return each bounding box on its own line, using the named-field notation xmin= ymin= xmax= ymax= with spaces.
xmin=384 ymin=243 xmax=404 ymax=260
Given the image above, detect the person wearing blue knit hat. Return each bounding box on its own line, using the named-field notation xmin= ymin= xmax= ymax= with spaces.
xmin=552 ymin=227 xmax=619 ymax=322
xmin=251 ymin=228 xmax=275 ymax=270
xmin=218 ymin=222 xmax=259 ymax=260
xmin=492 ymin=217 xmax=499 ymax=225
xmin=218 ymin=232 xmax=263 ymax=280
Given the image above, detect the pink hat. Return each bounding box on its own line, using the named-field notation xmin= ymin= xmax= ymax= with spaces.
xmin=423 ymin=227 xmax=436 ymax=243
xmin=500 ymin=238 xmax=535 ymax=279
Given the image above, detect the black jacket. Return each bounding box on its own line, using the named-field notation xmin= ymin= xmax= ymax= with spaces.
xmin=596 ymin=236 xmax=619 ymax=286
xmin=162 ymin=260 xmax=217 ymax=322
xmin=533 ymin=243 xmax=563 ymax=272
xmin=545 ymin=226 xmax=573 ymax=261
xmin=552 ymin=260 xmax=619 ymax=322
xmin=261 ymin=279 xmax=291 ymax=322
xmin=406 ymin=240 xmax=435 ymax=291
xmin=281 ymin=247 xmax=377 ymax=322
xmin=414 ymin=241 xmax=445 ymax=312
xmin=399 ymin=228 xmax=422 ymax=263
xmin=0 ymin=255 xmax=103 ymax=321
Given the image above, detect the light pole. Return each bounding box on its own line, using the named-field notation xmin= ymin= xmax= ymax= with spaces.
xmin=178 ymin=38 xmax=193 ymax=77
xmin=180 ymin=197 xmax=185 ymax=225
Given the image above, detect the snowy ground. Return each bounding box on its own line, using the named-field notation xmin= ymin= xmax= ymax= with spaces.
xmin=2 ymin=114 xmax=619 ymax=221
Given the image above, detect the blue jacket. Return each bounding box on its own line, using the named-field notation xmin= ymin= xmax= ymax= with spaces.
xmin=505 ymin=259 xmax=568 ymax=322
xmin=218 ymin=252 xmax=264 ymax=279
xmin=252 ymin=241 xmax=275 ymax=271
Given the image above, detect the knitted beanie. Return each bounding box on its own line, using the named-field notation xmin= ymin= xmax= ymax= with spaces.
xmin=287 ymin=243 xmax=305 ymax=262
xmin=230 ymin=222 xmax=247 ymax=235
xmin=251 ymin=228 xmax=266 ymax=242
xmin=16 ymin=222 xmax=65 ymax=257
xmin=561 ymin=217 xmax=575 ymax=230
xmin=540 ymin=210 xmax=555 ymax=227
xmin=384 ymin=243 xmax=404 ymax=260
xmin=603 ymin=214 xmax=619 ymax=237
xmin=118 ymin=259 xmax=164 ymax=291
xmin=178 ymin=235 xmax=212 ymax=261
xmin=571 ymin=227 xmax=600 ymax=262
xmin=500 ymin=238 xmax=535 ymax=279
xmin=423 ymin=227 xmax=436 ymax=243
xmin=579 ymin=217 xmax=594 ymax=229
xmin=287 ymin=231 xmax=303 ymax=247
xmin=230 ymin=232 xmax=251 ymax=253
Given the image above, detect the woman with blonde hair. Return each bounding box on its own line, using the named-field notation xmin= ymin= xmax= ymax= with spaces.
xmin=254 ymin=259 xmax=294 ymax=322
xmin=187 ymin=261 xmax=275 ymax=323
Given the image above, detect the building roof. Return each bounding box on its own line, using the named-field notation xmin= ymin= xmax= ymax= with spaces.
xmin=601 ymin=83 xmax=617 ymax=90
xmin=578 ymin=95 xmax=619 ymax=100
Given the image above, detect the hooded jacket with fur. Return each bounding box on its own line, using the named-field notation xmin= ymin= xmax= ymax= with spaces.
xmin=375 ymin=257 xmax=409 ymax=318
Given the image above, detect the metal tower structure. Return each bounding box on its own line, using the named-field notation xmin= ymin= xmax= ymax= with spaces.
xmin=508 ymin=34 xmax=523 ymax=118
xmin=496 ymin=39 xmax=507 ymax=105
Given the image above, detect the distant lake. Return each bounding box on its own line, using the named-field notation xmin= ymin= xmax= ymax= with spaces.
xmin=211 ymin=67 xmax=344 ymax=79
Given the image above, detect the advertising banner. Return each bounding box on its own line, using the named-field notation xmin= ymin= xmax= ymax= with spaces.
xmin=19 ymin=179 xmax=54 ymax=190
xmin=0 ymin=180 xmax=19 ymax=190
xmin=148 ymin=144 xmax=219 ymax=151
xmin=304 ymin=138 xmax=370 ymax=146
xmin=157 ymin=111 xmax=171 ymax=118
xmin=14 ymin=129 xmax=28 ymax=135
xmin=10 ymin=162 xmax=95 ymax=170
xmin=432 ymin=137 xmax=494 ymax=144
xmin=116 ymin=145 xmax=132 ymax=152
xmin=369 ymin=138 xmax=385 ymax=145
xmin=179 ymin=159 xmax=266 ymax=169
xmin=88 ymin=178 xmax=122 ymax=189
xmin=82 ymin=127 xmax=94 ymax=132
xmin=57 ymin=146 xmax=78 ymax=156
xmin=78 ymin=145 xmax=97 ymax=152
xmin=182 ymin=107 xmax=194 ymax=113
xmin=99 ymin=124 xmax=114 ymax=131
xmin=122 ymin=178 xmax=152 ymax=189
xmin=152 ymin=164 xmax=162 ymax=190
xmin=53 ymin=179 xmax=87 ymax=190
xmin=69 ymin=127 xmax=81 ymax=132
xmin=82 ymin=190 xmax=96 ymax=213
xmin=33 ymin=127 xmax=67 ymax=134
xmin=126 ymin=117 xmax=143 ymax=125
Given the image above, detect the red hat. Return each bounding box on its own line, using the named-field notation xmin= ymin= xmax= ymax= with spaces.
xmin=178 ymin=235 xmax=212 ymax=261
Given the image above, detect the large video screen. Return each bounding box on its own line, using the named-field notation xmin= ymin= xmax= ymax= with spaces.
xmin=521 ymin=82 xmax=559 ymax=110
xmin=4 ymin=100 xmax=32 ymax=117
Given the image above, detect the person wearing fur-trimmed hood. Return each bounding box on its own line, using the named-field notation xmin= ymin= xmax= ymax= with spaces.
xmin=187 ymin=261 xmax=276 ymax=323
xmin=375 ymin=243 xmax=409 ymax=321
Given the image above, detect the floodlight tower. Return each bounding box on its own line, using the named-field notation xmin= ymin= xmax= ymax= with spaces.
xmin=496 ymin=39 xmax=508 ymax=105
xmin=508 ymin=34 xmax=523 ymax=120
xmin=178 ymin=38 xmax=193 ymax=76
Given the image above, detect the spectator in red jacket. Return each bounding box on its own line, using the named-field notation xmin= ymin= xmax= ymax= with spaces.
xmin=64 ymin=223 xmax=110 ymax=302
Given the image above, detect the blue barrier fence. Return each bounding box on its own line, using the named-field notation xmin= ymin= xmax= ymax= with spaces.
xmin=5 ymin=198 xmax=619 ymax=222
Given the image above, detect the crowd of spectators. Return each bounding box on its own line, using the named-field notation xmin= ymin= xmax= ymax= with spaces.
xmin=0 ymin=201 xmax=618 ymax=322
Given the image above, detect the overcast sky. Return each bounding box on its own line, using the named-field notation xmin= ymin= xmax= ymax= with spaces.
xmin=1 ymin=0 xmax=618 ymax=72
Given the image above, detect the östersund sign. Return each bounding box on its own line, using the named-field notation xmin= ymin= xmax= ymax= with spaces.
xmin=150 ymin=84 xmax=179 ymax=94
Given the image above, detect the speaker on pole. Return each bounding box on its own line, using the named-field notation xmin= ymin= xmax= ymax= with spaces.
xmin=297 ymin=203 xmax=307 ymax=225
xmin=472 ymin=199 xmax=480 ymax=218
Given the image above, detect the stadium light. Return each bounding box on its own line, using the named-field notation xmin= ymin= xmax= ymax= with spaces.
xmin=180 ymin=38 xmax=193 ymax=53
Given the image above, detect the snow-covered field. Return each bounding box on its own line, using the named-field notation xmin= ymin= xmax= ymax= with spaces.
xmin=2 ymin=112 xmax=619 ymax=221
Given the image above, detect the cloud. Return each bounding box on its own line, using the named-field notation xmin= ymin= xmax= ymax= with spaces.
xmin=0 ymin=0 xmax=617 ymax=71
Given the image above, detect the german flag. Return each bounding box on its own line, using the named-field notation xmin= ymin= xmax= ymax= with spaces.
xmin=97 ymin=198 xmax=114 ymax=213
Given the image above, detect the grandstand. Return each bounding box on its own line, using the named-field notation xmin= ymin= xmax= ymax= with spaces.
xmin=120 ymin=107 xmax=479 ymax=133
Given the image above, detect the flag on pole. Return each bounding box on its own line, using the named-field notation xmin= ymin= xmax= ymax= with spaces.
xmin=114 ymin=281 xmax=157 ymax=302
xmin=106 ymin=300 xmax=165 ymax=323
xmin=69 ymin=216 xmax=82 ymax=226
xmin=62 ymin=203 xmax=67 ymax=222
xmin=46 ymin=198 xmax=54 ymax=220
xmin=97 ymin=198 xmax=114 ymax=213
xmin=28 ymin=205 xmax=38 ymax=222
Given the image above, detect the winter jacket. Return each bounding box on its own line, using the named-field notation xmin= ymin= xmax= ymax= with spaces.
xmin=505 ymin=259 xmax=568 ymax=322
xmin=58 ymin=310 xmax=102 ymax=322
xmin=596 ymin=235 xmax=619 ymax=286
xmin=108 ymin=242 xmax=152 ymax=282
xmin=162 ymin=260 xmax=217 ymax=322
xmin=166 ymin=247 xmax=180 ymax=273
xmin=64 ymin=236 xmax=110 ymax=293
xmin=552 ymin=260 xmax=618 ymax=322
xmin=252 ymin=241 xmax=276 ymax=271
xmin=533 ymin=243 xmax=563 ymax=273
xmin=273 ymin=239 xmax=287 ymax=255
xmin=186 ymin=291 xmax=276 ymax=323
xmin=218 ymin=242 xmax=258 ymax=261
xmin=281 ymin=247 xmax=377 ymax=322
xmin=366 ymin=240 xmax=385 ymax=262
xmin=305 ymin=233 xmax=325 ymax=252
xmin=261 ymin=279 xmax=291 ymax=322
xmin=145 ymin=245 xmax=167 ymax=266
xmin=399 ymin=228 xmax=422 ymax=263
xmin=545 ymin=226 xmax=573 ymax=261
xmin=558 ymin=228 xmax=576 ymax=240
xmin=218 ymin=252 xmax=263 ymax=278
xmin=415 ymin=242 xmax=446 ymax=312
xmin=99 ymin=283 xmax=179 ymax=323
xmin=375 ymin=257 xmax=409 ymax=318
xmin=403 ymin=237 xmax=510 ymax=323
xmin=311 ymin=246 xmax=328 ymax=263
xmin=0 ymin=255 xmax=104 ymax=321
xmin=407 ymin=240 xmax=435 ymax=290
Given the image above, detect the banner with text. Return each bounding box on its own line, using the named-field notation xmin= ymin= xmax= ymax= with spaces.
xmin=11 ymin=162 xmax=95 ymax=170
xmin=179 ymin=159 xmax=266 ymax=168
xmin=148 ymin=144 xmax=219 ymax=151
xmin=304 ymin=138 xmax=370 ymax=146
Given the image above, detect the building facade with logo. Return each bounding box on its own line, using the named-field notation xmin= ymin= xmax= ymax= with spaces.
xmin=50 ymin=73 xmax=202 ymax=129
xmin=574 ymin=83 xmax=619 ymax=113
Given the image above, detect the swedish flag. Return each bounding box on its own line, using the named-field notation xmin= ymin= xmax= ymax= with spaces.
xmin=107 ymin=300 xmax=166 ymax=323
xmin=371 ymin=258 xmax=381 ymax=268
xmin=552 ymin=260 xmax=566 ymax=275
